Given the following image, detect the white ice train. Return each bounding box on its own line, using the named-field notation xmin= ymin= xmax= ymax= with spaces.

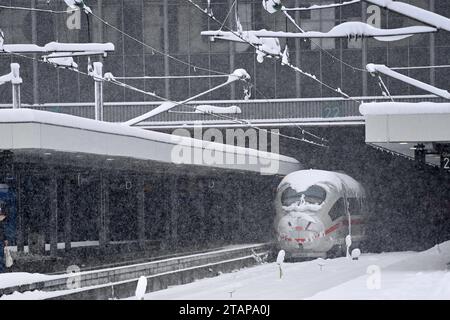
xmin=274 ymin=170 xmax=366 ymax=259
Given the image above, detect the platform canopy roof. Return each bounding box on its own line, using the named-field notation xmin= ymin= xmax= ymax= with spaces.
xmin=0 ymin=109 xmax=301 ymax=176
xmin=360 ymin=102 xmax=450 ymax=167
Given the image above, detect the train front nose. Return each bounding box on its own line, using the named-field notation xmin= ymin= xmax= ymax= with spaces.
xmin=278 ymin=214 xmax=325 ymax=249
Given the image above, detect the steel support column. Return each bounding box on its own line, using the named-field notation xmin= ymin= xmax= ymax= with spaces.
xmin=94 ymin=62 xmax=104 ymax=121
xmin=137 ymin=177 xmax=146 ymax=249
xmin=49 ymin=174 xmax=58 ymax=258
xmin=64 ymin=179 xmax=72 ymax=252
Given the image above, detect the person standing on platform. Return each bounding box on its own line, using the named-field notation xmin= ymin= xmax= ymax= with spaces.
xmin=0 ymin=200 xmax=9 ymax=273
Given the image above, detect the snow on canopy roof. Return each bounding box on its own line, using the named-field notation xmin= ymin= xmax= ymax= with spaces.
xmin=0 ymin=109 xmax=299 ymax=171
xmin=360 ymin=102 xmax=450 ymax=115
xmin=250 ymin=22 xmax=435 ymax=41
xmin=279 ymin=169 xmax=364 ymax=197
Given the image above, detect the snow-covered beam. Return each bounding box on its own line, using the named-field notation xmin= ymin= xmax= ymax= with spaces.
xmin=229 ymin=22 xmax=436 ymax=41
xmin=282 ymin=0 xmax=361 ymax=11
xmin=363 ymin=0 xmax=450 ymax=32
xmin=43 ymin=53 xmax=78 ymax=69
xmin=366 ymin=64 xmax=450 ymax=100
xmin=0 ymin=63 xmax=23 ymax=109
xmin=201 ymin=30 xmax=282 ymax=62
xmin=195 ymin=105 xmax=242 ymax=114
xmin=1 ymin=42 xmax=114 ymax=53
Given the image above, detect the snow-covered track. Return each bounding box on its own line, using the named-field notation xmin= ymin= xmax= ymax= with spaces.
xmin=0 ymin=244 xmax=270 ymax=300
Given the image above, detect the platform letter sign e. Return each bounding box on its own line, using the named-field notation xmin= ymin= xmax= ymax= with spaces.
xmin=441 ymin=152 xmax=450 ymax=171
xmin=67 ymin=6 xmax=81 ymax=30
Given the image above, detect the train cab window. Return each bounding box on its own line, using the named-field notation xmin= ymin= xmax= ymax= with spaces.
xmin=281 ymin=187 xmax=298 ymax=206
xmin=281 ymin=185 xmax=326 ymax=206
xmin=329 ymin=197 xmax=345 ymax=221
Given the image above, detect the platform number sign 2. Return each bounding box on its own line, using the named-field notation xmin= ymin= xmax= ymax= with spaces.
xmin=441 ymin=152 xmax=450 ymax=171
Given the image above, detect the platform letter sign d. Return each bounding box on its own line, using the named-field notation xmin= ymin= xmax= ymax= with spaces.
xmin=441 ymin=152 xmax=450 ymax=172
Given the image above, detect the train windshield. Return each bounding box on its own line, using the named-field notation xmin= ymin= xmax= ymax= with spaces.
xmin=281 ymin=185 xmax=326 ymax=206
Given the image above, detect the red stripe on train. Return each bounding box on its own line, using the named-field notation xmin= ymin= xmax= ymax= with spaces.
xmin=282 ymin=219 xmax=364 ymax=243
xmin=326 ymin=219 xmax=364 ymax=235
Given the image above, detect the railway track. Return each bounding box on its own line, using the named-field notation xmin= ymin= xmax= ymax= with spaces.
xmin=0 ymin=243 xmax=271 ymax=300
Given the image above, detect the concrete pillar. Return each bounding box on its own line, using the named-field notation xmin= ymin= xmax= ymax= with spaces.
xmin=94 ymin=62 xmax=104 ymax=121
xmin=49 ymin=174 xmax=58 ymax=258
xmin=16 ymin=171 xmax=24 ymax=253
xmin=137 ymin=177 xmax=146 ymax=249
xmin=11 ymin=64 xmax=21 ymax=109
xmin=64 ymin=179 xmax=72 ymax=252
xmin=99 ymin=173 xmax=110 ymax=249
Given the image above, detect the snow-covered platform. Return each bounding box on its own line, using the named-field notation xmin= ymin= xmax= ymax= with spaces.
xmin=0 ymin=109 xmax=300 ymax=175
xmin=3 ymin=242 xmax=450 ymax=300
xmin=122 ymin=241 xmax=450 ymax=300
xmin=360 ymin=102 xmax=450 ymax=166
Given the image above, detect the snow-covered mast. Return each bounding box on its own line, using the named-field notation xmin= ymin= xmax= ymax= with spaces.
xmin=0 ymin=63 xmax=23 ymax=109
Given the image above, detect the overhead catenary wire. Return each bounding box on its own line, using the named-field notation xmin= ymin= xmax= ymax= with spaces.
xmin=282 ymin=0 xmax=361 ymax=12
xmin=3 ymin=49 xmax=328 ymax=148
xmin=88 ymin=11 xmax=228 ymax=76
xmin=0 ymin=4 xmax=78 ymax=14
xmin=0 ymin=3 xmax=328 ymax=147
xmin=376 ymin=75 xmax=394 ymax=102
xmin=218 ymin=0 xmax=238 ymax=32
xmin=112 ymin=75 xmax=230 ymax=80
xmin=185 ymin=0 xmax=361 ymax=104
xmin=2 ymin=1 xmax=355 ymax=104
xmin=0 ymin=3 xmax=228 ymax=77
xmin=282 ymin=10 xmax=367 ymax=73
xmin=107 ymin=76 xmax=329 ymax=148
